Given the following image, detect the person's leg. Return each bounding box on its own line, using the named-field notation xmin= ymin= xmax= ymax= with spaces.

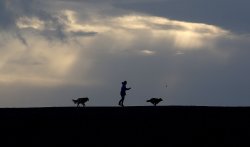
xmin=121 ymin=95 xmax=125 ymax=107
xmin=119 ymin=95 xmax=123 ymax=106
xmin=119 ymin=99 xmax=122 ymax=106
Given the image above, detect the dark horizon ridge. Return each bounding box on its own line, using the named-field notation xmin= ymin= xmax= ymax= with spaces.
xmin=1 ymin=105 xmax=250 ymax=145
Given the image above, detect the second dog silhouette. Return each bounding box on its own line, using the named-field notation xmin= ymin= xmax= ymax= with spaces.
xmin=147 ymin=98 xmax=163 ymax=106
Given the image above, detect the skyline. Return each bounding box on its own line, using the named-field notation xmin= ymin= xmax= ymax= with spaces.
xmin=1 ymin=0 xmax=250 ymax=107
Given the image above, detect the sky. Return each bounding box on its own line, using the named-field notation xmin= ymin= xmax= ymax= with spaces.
xmin=1 ymin=0 xmax=250 ymax=107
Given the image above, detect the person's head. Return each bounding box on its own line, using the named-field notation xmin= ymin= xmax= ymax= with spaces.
xmin=122 ymin=81 xmax=127 ymax=85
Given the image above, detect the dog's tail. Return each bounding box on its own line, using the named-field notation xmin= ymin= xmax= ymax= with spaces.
xmin=146 ymin=99 xmax=151 ymax=102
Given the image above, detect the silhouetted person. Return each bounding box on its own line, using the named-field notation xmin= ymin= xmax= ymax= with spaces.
xmin=119 ymin=81 xmax=131 ymax=107
xmin=147 ymin=98 xmax=163 ymax=106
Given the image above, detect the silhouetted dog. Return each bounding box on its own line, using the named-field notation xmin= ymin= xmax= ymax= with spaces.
xmin=147 ymin=98 xmax=163 ymax=106
xmin=73 ymin=97 xmax=89 ymax=107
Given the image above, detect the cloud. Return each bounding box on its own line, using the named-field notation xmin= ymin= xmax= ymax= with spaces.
xmin=77 ymin=14 xmax=229 ymax=51
xmin=0 ymin=0 xmax=97 ymax=44
xmin=140 ymin=50 xmax=156 ymax=55
xmin=116 ymin=0 xmax=250 ymax=33
xmin=15 ymin=10 xmax=98 ymax=41
xmin=16 ymin=17 xmax=45 ymax=30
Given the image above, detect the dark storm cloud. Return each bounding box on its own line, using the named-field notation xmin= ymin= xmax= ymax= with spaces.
xmin=15 ymin=31 xmax=28 ymax=46
xmin=0 ymin=0 xmax=48 ymax=44
xmin=0 ymin=0 xmax=42 ymax=29
xmin=116 ymin=0 xmax=250 ymax=33
xmin=0 ymin=1 xmax=15 ymax=29
xmin=39 ymin=29 xmax=97 ymax=42
xmin=0 ymin=0 xmax=97 ymax=43
xmin=70 ymin=31 xmax=97 ymax=37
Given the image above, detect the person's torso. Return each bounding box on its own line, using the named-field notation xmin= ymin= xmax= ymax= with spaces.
xmin=120 ymin=85 xmax=126 ymax=95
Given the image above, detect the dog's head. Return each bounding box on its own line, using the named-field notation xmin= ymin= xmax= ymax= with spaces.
xmin=158 ymin=98 xmax=163 ymax=102
xmin=72 ymin=99 xmax=77 ymax=104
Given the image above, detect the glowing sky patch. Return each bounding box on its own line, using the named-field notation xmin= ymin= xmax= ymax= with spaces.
xmin=16 ymin=17 xmax=45 ymax=30
xmin=141 ymin=50 xmax=155 ymax=55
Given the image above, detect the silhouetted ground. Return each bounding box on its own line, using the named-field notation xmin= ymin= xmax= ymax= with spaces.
xmin=1 ymin=106 xmax=250 ymax=146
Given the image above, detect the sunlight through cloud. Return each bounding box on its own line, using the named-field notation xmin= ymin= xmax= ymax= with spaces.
xmin=4 ymin=8 xmax=231 ymax=87
xmin=16 ymin=17 xmax=45 ymax=30
xmin=141 ymin=50 xmax=155 ymax=55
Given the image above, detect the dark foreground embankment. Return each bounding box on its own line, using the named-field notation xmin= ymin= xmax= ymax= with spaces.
xmin=1 ymin=106 xmax=250 ymax=145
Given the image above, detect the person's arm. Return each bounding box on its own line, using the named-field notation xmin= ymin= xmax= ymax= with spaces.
xmin=126 ymin=87 xmax=131 ymax=90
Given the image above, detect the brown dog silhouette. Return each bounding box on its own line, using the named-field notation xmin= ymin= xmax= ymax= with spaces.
xmin=73 ymin=97 xmax=89 ymax=107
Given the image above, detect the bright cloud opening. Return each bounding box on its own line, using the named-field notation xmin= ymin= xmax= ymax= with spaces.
xmin=16 ymin=17 xmax=45 ymax=30
xmin=141 ymin=50 xmax=155 ymax=55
